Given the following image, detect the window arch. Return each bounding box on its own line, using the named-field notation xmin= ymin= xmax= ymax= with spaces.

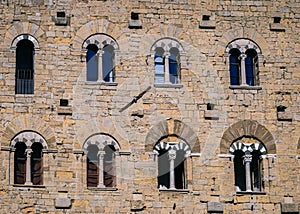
xmin=83 ymin=34 xmax=119 ymax=83
xmin=229 ymin=138 xmax=266 ymax=192
xmin=83 ymin=134 xmax=120 ymax=188
xmin=11 ymin=131 xmax=47 ymax=185
xmin=153 ymin=141 xmax=191 ymax=190
xmin=226 ymin=39 xmax=262 ymax=87
xmin=15 ymin=38 xmax=35 ymax=94
xmin=151 ymin=38 xmax=184 ymax=85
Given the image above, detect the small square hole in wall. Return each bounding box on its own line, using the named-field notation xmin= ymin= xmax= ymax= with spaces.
xmin=202 ymin=15 xmax=210 ymax=21
xmin=273 ymin=17 xmax=281 ymax=23
xmin=131 ymin=12 xmax=139 ymax=20
xmin=60 ymin=99 xmax=68 ymax=107
xmin=57 ymin=11 xmax=66 ymax=18
xmin=207 ymin=103 xmax=215 ymax=110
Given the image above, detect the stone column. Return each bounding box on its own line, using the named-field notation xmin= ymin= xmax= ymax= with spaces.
xmin=239 ymin=53 xmax=247 ymax=86
xmin=25 ymin=149 xmax=33 ymax=185
xmin=164 ymin=52 xmax=171 ymax=84
xmin=243 ymin=154 xmax=252 ymax=192
xmin=168 ymin=149 xmax=176 ymax=189
xmin=97 ymin=50 xmax=104 ymax=82
xmin=97 ymin=151 xmax=106 ymax=188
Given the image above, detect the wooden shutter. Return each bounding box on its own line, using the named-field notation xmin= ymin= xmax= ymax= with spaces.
xmin=14 ymin=142 xmax=26 ymax=184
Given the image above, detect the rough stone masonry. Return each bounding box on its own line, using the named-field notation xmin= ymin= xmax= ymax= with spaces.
xmin=0 ymin=0 xmax=299 ymax=213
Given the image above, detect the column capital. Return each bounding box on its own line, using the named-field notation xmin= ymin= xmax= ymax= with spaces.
xmin=243 ymin=154 xmax=252 ymax=164
xmin=164 ymin=52 xmax=170 ymax=58
xmin=168 ymin=149 xmax=176 ymax=160
xmin=239 ymin=53 xmax=247 ymax=60
xmin=97 ymin=151 xmax=106 ymax=159
xmin=25 ymin=148 xmax=32 ymax=157
xmin=97 ymin=50 xmax=105 ymax=56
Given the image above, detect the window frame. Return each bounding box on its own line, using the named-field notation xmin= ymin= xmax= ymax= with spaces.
xmin=83 ymin=134 xmax=120 ymax=190
xmin=225 ymin=39 xmax=263 ymax=90
xmin=82 ymin=34 xmax=119 ymax=84
xmin=10 ymin=131 xmax=48 ymax=187
xmin=229 ymin=140 xmax=267 ymax=193
xmin=153 ymin=141 xmax=191 ymax=191
xmin=151 ymin=38 xmax=185 ymax=87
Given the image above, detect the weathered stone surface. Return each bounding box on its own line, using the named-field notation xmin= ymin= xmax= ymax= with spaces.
xmin=0 ymin=0 xmax=299 ymax=213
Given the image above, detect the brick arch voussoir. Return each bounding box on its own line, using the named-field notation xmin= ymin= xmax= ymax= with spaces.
xmin=2 ymin=115 xmax=55 ymax=149
xmin=4 ymin=22 xmax=44 ymax=49
xmin=220 ymin=120 xmax=275 ymax=154
xmin=73 ymin=19 xmax=124 ymax=51
xmin=145 ymin=119 xmax=200 ymax=153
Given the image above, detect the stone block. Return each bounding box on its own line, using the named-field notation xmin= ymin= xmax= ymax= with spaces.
xmin=55 ymin=198 xmax=71 ymax=209
xmin=281 ymin=203 xmax=299 ymax=213
xmin=207 ymin=202 xmax=223 ymax=213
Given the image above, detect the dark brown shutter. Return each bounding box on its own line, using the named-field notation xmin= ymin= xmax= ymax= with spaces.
xmin=31 ymin=142 xmax=43 ymax=185
xmin=87 ymin=160 xmax=98 ymax=187
xmin=14 ymin=142 xmax=27 ymax=184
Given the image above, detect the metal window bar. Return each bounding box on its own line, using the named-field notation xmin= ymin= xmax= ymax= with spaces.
xmin=16 ymin=69 xmax=34 ymax=94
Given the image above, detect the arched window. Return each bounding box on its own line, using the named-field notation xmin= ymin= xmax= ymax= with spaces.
xmin=102 ymin=45 xmax=115 ymax=82
xmin=154 ymin=47 xmax=165 ymax=84
xmin=230 ymin=138 xmax=266 ymax=192
xmin=169 ymin=47 xmax=180 ymax=84
xmin=86 ymin=44 xmax=99 ymax=81
xmin=83 ymin=134 xmax=119 ymax=189
xmin=83 ymin=34 xmax=119 ymax=83
xmin=245 ymin=49 xmax=258 ymax=86
xmin=229 ymin=48 xmax=241 ymax=85
xmin=151 ymin=38 xmax=184 ymax=85
xmin=226 ymin=39 xmax=261 ymax=87
xmin=14 ymin=141 xmax=27 ymax=184
xmin=11 ymin=131 xmax=47 ymax=186
xmin=154 ymin=141 xmax=190 ymax=190
xmin=16 ymin=39 xmax=34 ymax=94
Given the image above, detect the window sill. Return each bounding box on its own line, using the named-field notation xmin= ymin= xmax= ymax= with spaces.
xmin=159 ymin=188 xmax=190 ymax=193
xmin=87 ymin=187 xmax=118 ymax=191
xmin=15 ymin=94 xmax=34 ymax=97
xmin=154 ymin=83 xmax=183 ymax=88
xmin=85 ymin=81 xmax=118 ymax=86
xmin=229 ymin=85 xmax=262 ymax=90
xmin=236 ymin=191 xmax=266 ymax=195
xmin=12 ymin=184 xmax=46 ymax=189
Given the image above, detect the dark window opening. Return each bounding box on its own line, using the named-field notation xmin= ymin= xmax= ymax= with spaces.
xmin=174 ymin=150 xmax=186 ymax=189
xmin=14 ymin=142 xmax=27 ymax=184
xmin=245 ymin=49 xmax=258 ymax=86
xmin=87 ymin=145 xmax=99 ymax=187
xmin=154 ymin=47 xmax=165 ymax=84
xmin=157 ymin=148 xmax=170 ymax=188
xmin=103 ymin=145 xmax=116 ymax=187
xmin=102 ymin=45 xmax=115 ymax=82
xmin=229 ymin=48 xmax=241 ymax=86
xmin=251 ymin=150 xmax=263 ymax=191
xmin=16 ymin=39 xmax=34 ymax=94
xmin=169 ymin=47 xmax=180 ymax=84
xmin=31 ymin=142 xmax=43 ymax=185
xmin=86 ymin=44 xmax=99 ymax=81
xmin=234 ymin=150 xmax=246 ymax=191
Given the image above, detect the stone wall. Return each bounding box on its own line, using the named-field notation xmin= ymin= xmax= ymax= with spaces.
xmin=0 ymin=0 xmax=299 ymax=213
